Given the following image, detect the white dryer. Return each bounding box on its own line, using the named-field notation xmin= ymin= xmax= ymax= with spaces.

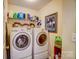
xmin=10 ymin=28 xmax=32 ymax=59
xmin=33 ymin=28 xmax=49 ymax=59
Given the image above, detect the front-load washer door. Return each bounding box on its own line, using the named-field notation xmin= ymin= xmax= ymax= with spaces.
xmin=36 ymin=32 xmax=48 ymax=46
xmin=13 ymin=32 xmax=31 ymax=51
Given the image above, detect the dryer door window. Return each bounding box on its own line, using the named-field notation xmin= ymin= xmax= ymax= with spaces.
xmin=37 ymin=33 xmax=47 ymax=46
xmin=13 ymin=32 xmax=31 ymax=51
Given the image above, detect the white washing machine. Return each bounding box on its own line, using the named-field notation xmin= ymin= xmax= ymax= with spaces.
xmin=33 ymin=28 xmax=49 ymax=59
xmin=10 ymin=28 xmax=32 ymax=59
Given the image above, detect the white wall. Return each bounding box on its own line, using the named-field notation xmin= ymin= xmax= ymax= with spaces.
xmin=62 ymin=0 xmax=76 ymax=59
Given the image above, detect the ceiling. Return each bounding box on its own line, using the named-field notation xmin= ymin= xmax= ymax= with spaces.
xmin=8 ymin=0 xmax=52 ymax=10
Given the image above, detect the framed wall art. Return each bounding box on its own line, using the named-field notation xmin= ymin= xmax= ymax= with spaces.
xmin=45 ymin=12 xmax=58 ymax=33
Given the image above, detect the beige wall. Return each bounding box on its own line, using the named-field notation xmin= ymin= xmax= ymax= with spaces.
xmin=38 ymin=0 xmax=63 ymax=35
xmin=8 ymin=4 xmax=38 ymax=17
xmin=38 ymin=0 xmax=63 ymax=58
xmin=62 ymin=0 xmax=76 ymax=59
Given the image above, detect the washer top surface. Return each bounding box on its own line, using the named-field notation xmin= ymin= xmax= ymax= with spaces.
xmin=11 ymin=27 xmax=32 ymax=33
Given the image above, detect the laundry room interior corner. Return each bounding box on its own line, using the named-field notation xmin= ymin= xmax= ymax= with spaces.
xmin=3 ymin=0 xmax=76 ymax=59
